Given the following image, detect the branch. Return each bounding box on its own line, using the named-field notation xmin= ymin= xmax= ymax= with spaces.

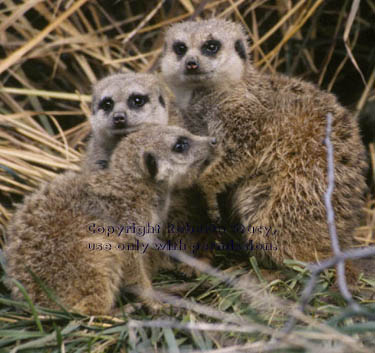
xmin=282 ymin=112 xmax=375 ymax=334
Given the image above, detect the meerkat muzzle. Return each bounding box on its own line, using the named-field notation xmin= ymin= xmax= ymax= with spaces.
xmin=185 ymin=57 xmax=200 ymax=72
xmin=112 ymin=112 xmax=127 ymax=129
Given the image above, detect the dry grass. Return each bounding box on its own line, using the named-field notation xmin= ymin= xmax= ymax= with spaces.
xmin=0 ymin=0 xmax=375 ymax=351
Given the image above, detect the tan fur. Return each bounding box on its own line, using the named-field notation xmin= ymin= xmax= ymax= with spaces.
xmin=4 ymin=125 xmax=216 ymax=315
xmin=85 ymin=72 xmax=184 ymax=170
xmin=161 ymin=19 xmax=248 ymax=113
xmin=86 ymin=72 xmax=209 ymax=272
xmin=161 ymin=19 xmax=368 ymax=269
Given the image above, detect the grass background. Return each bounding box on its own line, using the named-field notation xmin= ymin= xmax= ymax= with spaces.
xmin=0 ymin=0 xmax=375 ymax=352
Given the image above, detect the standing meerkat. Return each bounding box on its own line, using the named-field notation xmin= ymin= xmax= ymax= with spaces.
xmin=4 ymin=125 xmax=217 ymax=315
xmin=161 ymin=19 xmax=368 ymax=268
xmin=85 ymin=72 xmax=184 ymax=170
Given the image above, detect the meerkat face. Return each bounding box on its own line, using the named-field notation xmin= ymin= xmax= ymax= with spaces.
xmin=161 ymin=19 xmax=249 ymax=89
xmin=112 ymin=125 xmax=217 ymax=189
xmin=90 ymin=73 xmax=169 ymax=137
xmin=142 ymin=126 xmax=217 ymax=189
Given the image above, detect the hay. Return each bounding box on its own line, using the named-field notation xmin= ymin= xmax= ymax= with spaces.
xmin=0 ymin=0 xmax=374 ymax=351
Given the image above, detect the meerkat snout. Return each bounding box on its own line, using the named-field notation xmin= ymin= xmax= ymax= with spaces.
xmin=112 ymin=111 xmax=127 ymax=129
xmin=185 ymin=57 xmax=200 ymax=73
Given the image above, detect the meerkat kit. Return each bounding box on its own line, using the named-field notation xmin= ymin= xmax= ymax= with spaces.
xmin=4 ymin=125 xmax=217 ymax=314
xmin=160 ymin=18 xmax=368 ymax=269
xmin=86 ymin=72 xmax=215 ymax=266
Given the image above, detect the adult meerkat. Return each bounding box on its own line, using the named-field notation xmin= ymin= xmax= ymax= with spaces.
xmin=4 ymin=125 xmax=217 ymax=315
xmin=85 ymin=72 xmax=184 ymax=170
xmin=161 ymin=19 xmax=368 ymax=268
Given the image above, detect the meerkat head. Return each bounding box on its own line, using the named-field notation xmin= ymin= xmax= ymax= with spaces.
xmin=111 ymin=125 xmax=217 ymax=189
xmin=161 ymin=18 xmax=249 ymax=91
xmin=90 ymin=73 xmax=169 ymax=138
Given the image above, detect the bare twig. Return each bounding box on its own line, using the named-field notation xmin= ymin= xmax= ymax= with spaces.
xmin=0 ymin=0 xmax=90 ymax=74
xmin=343 ymin=0 xmax=366 ymax=85
xmin=282 ymin=113 xmax=375 ymax=334
xmin=324 ymin=112 xmax=360 ymax=310
xmin=190 ymin=0 xmax=213 ymax=20
xmin=122 ymin=0 xmax=165 ymax=46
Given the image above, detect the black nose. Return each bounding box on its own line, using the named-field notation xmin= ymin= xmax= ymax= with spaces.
xmin=113 ymin=112 xmax=127 ymax=129
xmin=113 ymin=112 xmax=126 ymax=124
xmin=210 ymin=137 xmax=217 ymax=145
xmin=186 ymin=60 xmax=199 ymax=71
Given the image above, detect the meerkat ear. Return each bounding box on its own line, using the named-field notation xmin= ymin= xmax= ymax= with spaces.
xmin=143 ymin=152 xmax=158 ymax=179
xmin=234 ymin=39 xmax=247 ymax=61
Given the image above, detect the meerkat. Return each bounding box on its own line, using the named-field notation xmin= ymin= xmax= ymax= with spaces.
xmin=85 ymin=72 xmax=184 ymax=170
xmin=161 ymin=18 xmax=368 ymax=270
xmin=4 ymin=125 xmax=217 ymax=315
xmin=85 ymin=72 xmax=215 ymax=271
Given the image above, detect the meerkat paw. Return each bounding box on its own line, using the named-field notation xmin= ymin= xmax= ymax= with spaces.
xmin=203 ymin=191 xmax=222 ymax=226
xmin=144 ymin=299 xmax=170 ymax=313
xmin=208 ymin=207 xmax=222 ymax=227
xmin=110 ymin=303 xmax=143 ymax=316
xmin=177 ymin=263 xmax=196 ymax=277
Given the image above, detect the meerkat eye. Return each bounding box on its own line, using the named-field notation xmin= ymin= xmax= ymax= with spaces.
xmin=98 ymin=97 xmax=114 ymax=112
xmin=127 ymin=94 xmax=149 ymax=109
xmin=173 ymin=136 xmax=190 ymax=153
xmin=173 ymin=41 xmax=188 ymax=57
xmin=202 ymin=39 xmax=221 ymax=56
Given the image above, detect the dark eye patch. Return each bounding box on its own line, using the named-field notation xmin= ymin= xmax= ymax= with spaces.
xmin=98 ymin=97 xmax=114 ymax=112
xmin=201 ymin=39 xmax=221 ymax=56
xmin=173 ymin=41 xmax=188 ymax=57
xmin=173 ymin=136 xmax=190 ymax=153
xmin=235 ymin=39 xmax=247 ymax=60
xmin=159 ymin=95 xmax=166 ymax=108
xmin=127 ymin=94 xmax=149 ymax=109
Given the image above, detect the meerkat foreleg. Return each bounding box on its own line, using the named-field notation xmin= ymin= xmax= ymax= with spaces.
xmin=135 ymin=255 xmax=166 ymax=312
xmin=198 ymin=157 xmax=238 ymax=225
xmin=198 ymin=175 xmax=225 ymax=225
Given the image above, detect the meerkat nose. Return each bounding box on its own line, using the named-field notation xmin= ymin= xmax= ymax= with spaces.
xmin=113 ymin=112 xmax=127 ymax=124
xmin=186 ymin=60 xmax=199 ymax=71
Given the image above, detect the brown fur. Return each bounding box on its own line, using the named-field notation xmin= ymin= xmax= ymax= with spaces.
xmin=85 ymin=72 xmax=209 ymax=270
xmin=4 ymin=125 xmax=216 ymax=315
xmin=161 ymin=19 xmax=368 ymax=269
xmin=85 ymin=72 xmax=212 ymax=272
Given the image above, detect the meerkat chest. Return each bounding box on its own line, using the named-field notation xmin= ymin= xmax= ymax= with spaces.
xmin=184 ymin=91 xmax=221 ymax=136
